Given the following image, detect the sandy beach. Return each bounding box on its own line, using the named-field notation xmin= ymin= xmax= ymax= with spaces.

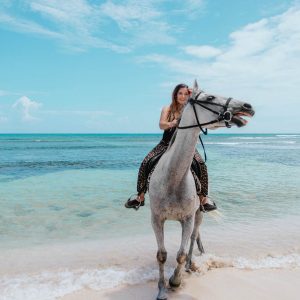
xmin=61 ymin=267 xmax=300 ymax=300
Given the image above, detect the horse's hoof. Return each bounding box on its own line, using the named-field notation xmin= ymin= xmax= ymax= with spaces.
xmin=157 ymin=288 xmax=168 ymax=300
xmin=169 ymin=275 xmax=181 ymax=288
xmin=185 ymin=262 xmax=192 ymax=272
xmin=198 ymin=247 xmax=205 ymax=255
xmin=190 ymin=262 xmax=199 ymax=272
xmin=185 ymin=259 xmax=199 ymax=272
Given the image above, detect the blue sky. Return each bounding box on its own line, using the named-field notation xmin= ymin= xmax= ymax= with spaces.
xmin=0 ymin=0 xmax=299 ymax=133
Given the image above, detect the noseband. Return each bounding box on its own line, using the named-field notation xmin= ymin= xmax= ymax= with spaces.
xmin=177 ymin=92 xmax=232 ymax=161
xmin=178 ymin=93 xmax=232 ymax=133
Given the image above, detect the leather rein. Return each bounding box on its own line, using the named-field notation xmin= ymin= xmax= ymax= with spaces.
xmin=177 ymin=92 xmax=233 ymax=162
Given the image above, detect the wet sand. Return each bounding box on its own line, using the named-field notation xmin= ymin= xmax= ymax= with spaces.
xmin=61 ymin=267 xmax=300 ymax=300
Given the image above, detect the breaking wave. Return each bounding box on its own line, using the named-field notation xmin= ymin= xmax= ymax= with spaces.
xmin=1 ymin=253 xmax=300 ymax=300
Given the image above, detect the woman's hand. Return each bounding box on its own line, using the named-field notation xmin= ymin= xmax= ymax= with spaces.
xmin=169 ymin=118 xmax=178 ymax=128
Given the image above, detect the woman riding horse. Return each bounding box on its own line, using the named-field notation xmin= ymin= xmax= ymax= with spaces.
xmin=125 ymin=83 xmax=217 ymax=212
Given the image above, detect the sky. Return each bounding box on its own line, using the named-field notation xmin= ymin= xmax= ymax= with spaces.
xmin=0 ymin=0 xmax=300 ymax=133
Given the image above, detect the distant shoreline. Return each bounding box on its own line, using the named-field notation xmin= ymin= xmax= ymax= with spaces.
xmin=1 ymin=133 xmax=299 ymax=135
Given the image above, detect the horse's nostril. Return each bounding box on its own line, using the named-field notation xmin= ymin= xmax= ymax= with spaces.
xmin=243 ymin=103 xmax=252 ymax=110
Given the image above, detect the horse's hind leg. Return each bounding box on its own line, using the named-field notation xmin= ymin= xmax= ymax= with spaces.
xmin=169 ymin=215 xmax=194 ymax=288
xmin=186 ymin=208 xmax=204 ymax=271
xmin=152 ymin=214 xmax=168 ymax=300
xmin=196 ymin=230 xmax=205 ymax=254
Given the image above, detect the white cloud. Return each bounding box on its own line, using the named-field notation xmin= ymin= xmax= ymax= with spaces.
xmin=184 ymin=45 xmax=222 ymax=58
xmin=0 ymin=11 xmax=63 ymax=39
xmin=0 ymin=0 xmax=181 ymax=51
xmin=100 ymin=0 xmax=176 ymax=46
xmin=140 ymin=5 xmax=300 ymax=132
xmin=100 ymin=0 xmax=161 ymax=30
xmin=27 ymin=0 xmax=119 ymax=51
xmin=29 ymin=0 xmax=93 ymax=24
xmin=171 ymin=0 xmax=205 ymax=16
xmin=12 ymin=96 xmax=42 ymax=121
xmin=0 ymin=90 xmax=8 ymax=96
xmin=0 ymin=0 xmax=207 ymax=52
xmin=0 ymin=0 xmax=129 ymax=52
xmin=142 ymin=6 xmax=300 ymax=91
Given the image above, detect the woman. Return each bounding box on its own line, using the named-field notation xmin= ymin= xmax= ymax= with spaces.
xmin=125 ymin=83 xmax=217 ymax=212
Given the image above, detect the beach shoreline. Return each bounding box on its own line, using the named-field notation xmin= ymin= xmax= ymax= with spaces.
xmin=61 ymin=267 xmax=300 ymax=300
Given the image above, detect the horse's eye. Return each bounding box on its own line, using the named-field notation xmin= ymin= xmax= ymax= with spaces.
xmin=207 ymin=95 xmax=215 ymax=101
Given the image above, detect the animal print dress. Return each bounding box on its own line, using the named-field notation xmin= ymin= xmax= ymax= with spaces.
xmin=136 ymin=127 xmax=208 ymax=197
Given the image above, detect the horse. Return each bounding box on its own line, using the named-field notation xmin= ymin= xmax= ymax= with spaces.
xmin=149 ymin=80 xmax=255 ymax=300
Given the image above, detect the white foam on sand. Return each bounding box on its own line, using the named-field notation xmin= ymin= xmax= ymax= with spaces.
xmin=0 ymin=267 xmax=173 ymax=300
xmin=1 ymin=253 xmax=300 ymax=300
xmin=234 ymin=253 xmax=300 ymax=269
xmin=194 ymin=253 xmax=300 ymax=272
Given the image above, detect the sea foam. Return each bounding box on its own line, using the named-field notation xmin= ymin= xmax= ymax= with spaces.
xmin=1 ymin=253 xmax=300 ymax=300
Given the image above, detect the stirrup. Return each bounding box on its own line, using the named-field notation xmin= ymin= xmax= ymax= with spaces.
xmin=200 ymin=196 xmax=217 ymax=213
xmin=125 ymin=194 xmax=144 ymax=210
xmin=200 ymin=202 xmax=207 ymax=213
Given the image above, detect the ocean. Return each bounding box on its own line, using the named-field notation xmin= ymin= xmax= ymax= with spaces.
xmin=0 ymin=133 xmax=300 ymax=299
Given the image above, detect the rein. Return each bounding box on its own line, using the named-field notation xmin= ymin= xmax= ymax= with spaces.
xmin=177 ymin=92 xmax=232 ymax=162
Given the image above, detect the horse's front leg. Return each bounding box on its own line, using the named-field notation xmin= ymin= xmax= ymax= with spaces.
xmin=152 ymin=214 xmax=168 ymax=300
xmin=186 ymin=207 xmax=204 ymax=271
xmin=169 ymin=214 xmax=194 ymax=288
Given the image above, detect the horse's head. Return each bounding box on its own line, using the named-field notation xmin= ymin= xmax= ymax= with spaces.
xmin=187 ymin=80 xmax=255 ymax=129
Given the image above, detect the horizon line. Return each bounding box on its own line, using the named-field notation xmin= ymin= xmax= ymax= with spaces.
xmin=0 ymin=132 xmax=299 ymax=135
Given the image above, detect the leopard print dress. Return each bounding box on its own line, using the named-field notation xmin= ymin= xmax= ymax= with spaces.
xmin=137 ymin=127 xmax=208 ymax=196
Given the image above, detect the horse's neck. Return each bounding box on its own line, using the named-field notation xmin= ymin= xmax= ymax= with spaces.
xmin=165 ymin=104 xmax=200 ymax=183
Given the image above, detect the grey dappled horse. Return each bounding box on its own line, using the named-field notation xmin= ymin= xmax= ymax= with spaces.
xmin=149 ymin=80 xmax=255 ymax=300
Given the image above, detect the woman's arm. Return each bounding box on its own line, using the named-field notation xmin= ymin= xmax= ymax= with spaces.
xmin=159 ymin=106 xmax=177 ymax=130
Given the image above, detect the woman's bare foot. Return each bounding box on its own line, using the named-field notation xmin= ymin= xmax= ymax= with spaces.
xmin=137 ymin=193 xmax=145 ymax=202
xmin=199 ymin=195 xmax=208 ymax=204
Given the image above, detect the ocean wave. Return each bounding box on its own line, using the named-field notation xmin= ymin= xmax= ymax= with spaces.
xmin=1 ymin=253 xmax=299 ymax=300
xmin=233 ymin=253 xmax=300 ymax=269
xmin=205 ymin=141 xmax=296 ymax=145
xmin=230 ymin=136 xmax=275 ymax=140
xmin=231 ymin=135 xmax=299 ymax=140
xmin=192 ymin=253 xmax=300 ymax=274
xmin=206 ymin=142 xmax=241 ymax=145
xmin=0 ymin=266 xmax=171 ymax=300
xmin=0 ymin=144 xmax=140 ymax=150
xmin=276 ymin=135 xmax=300 ymax=138
xmin=0 ymin=160 xmax=138 ymax=169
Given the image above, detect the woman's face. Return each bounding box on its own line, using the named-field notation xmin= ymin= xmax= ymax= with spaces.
xmin=176 ymin=87 xmax=190 ymax=105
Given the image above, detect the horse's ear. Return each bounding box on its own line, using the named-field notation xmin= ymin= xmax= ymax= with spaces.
xmin=192 ymin=79 xmax=199 ymax=98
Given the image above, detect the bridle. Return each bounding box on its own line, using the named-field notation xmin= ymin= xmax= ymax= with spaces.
xmin=178 ymin=92 xmax=233 ymax=132
xmin=177 ymin=92 xmax=233 ymax=161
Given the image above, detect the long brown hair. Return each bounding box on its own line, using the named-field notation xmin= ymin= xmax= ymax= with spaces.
xmin=168 ymin=83 xmax=189 ymax=121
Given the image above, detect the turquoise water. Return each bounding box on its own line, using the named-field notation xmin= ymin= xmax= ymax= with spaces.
xmin=0 ymin=133 xmax=299 ymax=246
xmin=0 ymin=133 xmax=300 ymax=299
